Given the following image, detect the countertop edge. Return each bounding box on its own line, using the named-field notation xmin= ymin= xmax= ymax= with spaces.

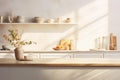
xmin=1 ymin=59 xmax=120 ymax=67
xmin=1 ymin=63 xmax=120 ymax=67
xmin=0 ymin=50 xmax=120 ymax=53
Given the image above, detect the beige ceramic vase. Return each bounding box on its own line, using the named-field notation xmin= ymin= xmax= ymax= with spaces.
xmin=14 ymin=47 xmax=24 ymax=60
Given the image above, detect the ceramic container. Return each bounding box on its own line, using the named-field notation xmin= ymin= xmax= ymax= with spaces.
xmin=34 ymin=17 xmax=44 ymax=23
xmin=16 ymin=16 xmax=24 ymax=23
xmin=55 ymin=18 xmax=61 ymax=23
xmin=46 ymin=19 xmax=54 ymax=23
xmin=14 ymin=47 xmax=24 ymax=60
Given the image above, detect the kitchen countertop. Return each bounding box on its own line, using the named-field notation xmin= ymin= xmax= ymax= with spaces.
xmin=1 ymin=58 xmax=120 ymax=67
xmin=0 ymin=50 xmax=120 ymax=53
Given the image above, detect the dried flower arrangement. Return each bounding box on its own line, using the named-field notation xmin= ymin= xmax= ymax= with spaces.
xmin=3 ymin=29 xmax=36 ymax=48
xmin=3 ymin=29 xmax=36 ymax=61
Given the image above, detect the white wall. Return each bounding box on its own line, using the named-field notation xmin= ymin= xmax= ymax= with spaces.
xmin=109 ymin=0 xmax=120 ymax=50
xmin=0 ymin=0 xmax=109 ymax=51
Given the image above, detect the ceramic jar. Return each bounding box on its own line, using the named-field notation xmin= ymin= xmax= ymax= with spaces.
xmin=34 ymin=17 xmax=44 ymax=23
xmin=16 ymin=16 xmax=24 ymax=23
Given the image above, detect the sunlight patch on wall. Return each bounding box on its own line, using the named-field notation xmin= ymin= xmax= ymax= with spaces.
xmin=21 ymin=0 xmax=109 ymax=51
xmin=22 ymin=33 xmax=62 ymax=51
xmin=76 ymin=0 xmax=108 ymax=50
xmin=22 ymin=25 xmax=76 ymax=51
xmin=77 ymin=0 xmax=108 ymax=26
xmin=77 ymin=16 xmax=108 ymax=50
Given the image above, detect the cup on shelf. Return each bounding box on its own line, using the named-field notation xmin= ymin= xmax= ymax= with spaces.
xmin=64 ymin=18 xmax=71 ymax=23
xmin=46 ymin=18 xmax=54 ymax=23
xmin=0 ymin=16 xmax=3 ymax=23
xmin=54 ymin=18 xmax=61 ymax=23
xmin=8 ymin=16 xmax=14 ymax=23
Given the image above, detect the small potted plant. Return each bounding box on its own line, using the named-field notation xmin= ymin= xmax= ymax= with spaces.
xmin=3 ymin=29 xmax=36 ymax=61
